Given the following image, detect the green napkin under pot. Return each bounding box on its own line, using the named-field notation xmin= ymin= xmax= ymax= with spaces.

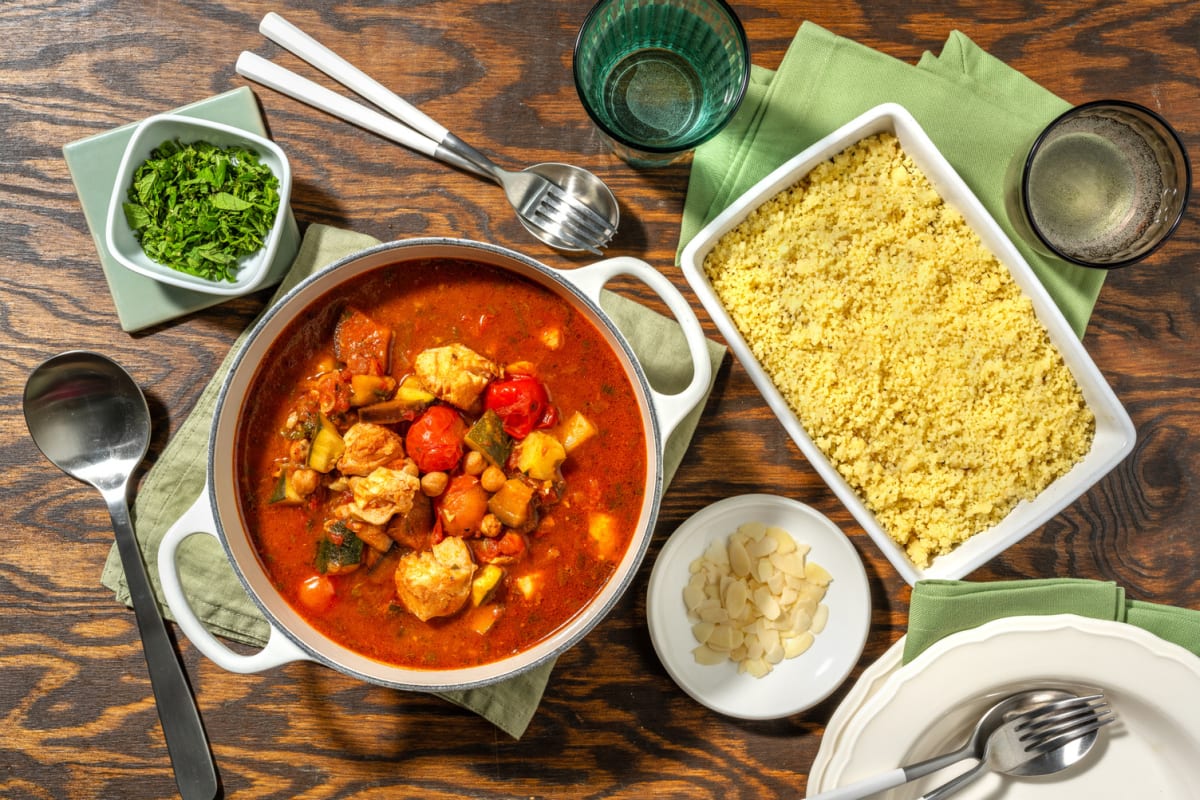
xmin=102 ymin=224 xmax=726 ymax=739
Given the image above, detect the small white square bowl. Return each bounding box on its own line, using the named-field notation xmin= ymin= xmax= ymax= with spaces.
xmin=104 ymin=113 xmax=297 ymax=296
xmin=680 ymin=103 xmax=1136 ymax=584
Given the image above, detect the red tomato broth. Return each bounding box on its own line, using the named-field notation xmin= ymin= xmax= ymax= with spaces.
xmin=236 ymin=258 xmax=649 ymax=670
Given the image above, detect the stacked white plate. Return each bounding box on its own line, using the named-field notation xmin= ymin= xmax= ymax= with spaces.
xmin=808 ymin=615 xmax=1200 ymax=797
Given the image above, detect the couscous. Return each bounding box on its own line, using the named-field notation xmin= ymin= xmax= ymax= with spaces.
xmin=703 ymin=132 xmax=1095 ymax=568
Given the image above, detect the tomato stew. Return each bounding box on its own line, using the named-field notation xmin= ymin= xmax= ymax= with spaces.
xmin=237 ymin=258 xmax=648 ymax=670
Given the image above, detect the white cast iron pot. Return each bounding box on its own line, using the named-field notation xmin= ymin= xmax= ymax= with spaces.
xmin=158 ymin=237 xmax=712 ymax=692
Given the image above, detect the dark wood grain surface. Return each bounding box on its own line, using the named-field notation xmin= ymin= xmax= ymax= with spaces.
xmin=3 ymin=1 xmax=1198 ymax=797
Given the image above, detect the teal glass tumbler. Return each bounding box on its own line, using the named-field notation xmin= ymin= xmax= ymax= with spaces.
xmin=573 ymin=0 xmax=750 ymax=167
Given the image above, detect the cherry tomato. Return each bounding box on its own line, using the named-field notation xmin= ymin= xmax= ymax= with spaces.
xmin=297 ymin=574 xmax=336 ymax=613
xmin=406 ymin=405 xmax=465 ymax=472
xmin=437 ymin=474 xmax=491 ymax=538
xmin=313 ymin=370 xmax=352 ymax=415
xmin=474 ymin=531 xmax=528 ymax=563
xmin=484 ymin=375 xmax=558 ymax=438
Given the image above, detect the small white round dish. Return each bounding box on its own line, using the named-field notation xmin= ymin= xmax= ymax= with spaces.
xmin=104 ymin=113 xmax=297 ymax=296
xmin=647 ymin=493 xmax=871 ymax=720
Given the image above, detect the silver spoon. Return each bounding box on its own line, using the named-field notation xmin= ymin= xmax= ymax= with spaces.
xmin=23 ymin=351 xmax=218 ymax=800
xmin=237 ymin=13 xmax=620 ymax=255
xmin=807 ymin=688 xmax=1090 ymax=800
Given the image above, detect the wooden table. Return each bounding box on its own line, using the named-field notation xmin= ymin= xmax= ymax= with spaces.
xmin=3 ymin=1 xmax=1197 ymax=797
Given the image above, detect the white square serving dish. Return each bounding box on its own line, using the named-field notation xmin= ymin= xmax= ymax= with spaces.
xmin=679 ymin=102 xmax=1136 ymax=584
xmin=104 ymin=113 xmax=298 ymax=297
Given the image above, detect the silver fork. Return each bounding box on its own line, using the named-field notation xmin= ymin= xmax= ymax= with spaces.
xmin=920 ymin=694 xmax=1115 ymax=800
xmin=237 ymin=13 xmax=618 ymax=254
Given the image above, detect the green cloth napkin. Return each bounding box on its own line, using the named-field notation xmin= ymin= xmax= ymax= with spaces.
xmin=101 ymin=223 xmax=726 ymax=739
xmin=678 ymin=23 xmax=1104 ymax=339
xmin=904 ymin=579 xmax=1200 ymax=663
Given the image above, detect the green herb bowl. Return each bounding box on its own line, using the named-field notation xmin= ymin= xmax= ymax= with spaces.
xmin=104 ymin=113 xmax=298 ymax=296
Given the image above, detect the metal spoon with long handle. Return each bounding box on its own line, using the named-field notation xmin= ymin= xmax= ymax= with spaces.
xmin=918 ymin=694 xmax=1113 ymax=800
xmin=239 ymin=12 xmax=619 ymax=255
xmin=806 ymin=689 xmax=1091 ymax=800
xmin=23 ymin=351 xmax=219 ymax=800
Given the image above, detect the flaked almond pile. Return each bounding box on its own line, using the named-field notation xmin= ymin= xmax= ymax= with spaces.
xmin=684 ymin=521 xmax=831 ymax=678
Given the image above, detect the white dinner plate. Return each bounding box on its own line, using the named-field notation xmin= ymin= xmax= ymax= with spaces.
xmin=646 ymin=494 xmax=871 ymax=720
xmin=808 ymin=637 xmax=905 ymax=787
xmin=810 ymin=615 xmax=1200 ymax=798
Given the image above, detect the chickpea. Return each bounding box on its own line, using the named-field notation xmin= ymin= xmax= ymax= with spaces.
xmin=479 ymin=513 xmax=503 ymax=539
xmin=480 ymin=465 xmax=507 ymax=493
xmin=463 ymin=450 xmax=486 ymax=476
xmin=420 ymin=471 xmax=449 ymax=497
xmin=290 ymin=468 xmax=320 ymax=497
xmin=288 ymin=439 xmax=310 ymax=463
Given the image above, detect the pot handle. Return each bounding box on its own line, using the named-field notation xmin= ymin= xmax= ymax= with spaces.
xmin=157 ymin=488 xmax=313 ymax=674
xmin=557 ymin=257 xmax=712 ymax=444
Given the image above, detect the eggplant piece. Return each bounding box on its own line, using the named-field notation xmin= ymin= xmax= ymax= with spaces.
xmin=358 ymin=377 xmax=436 ymax=424
xmin=335 ymin=307 xmax=392 ymax=374
xmin=348 ymin=374 xmax=397 ymax=407
xmin=488 ymin=478 xmax=537 ymax=530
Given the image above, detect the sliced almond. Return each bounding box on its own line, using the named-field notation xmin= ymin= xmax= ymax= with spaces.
xmin=681 ymin=521 xmax=834 ymax=678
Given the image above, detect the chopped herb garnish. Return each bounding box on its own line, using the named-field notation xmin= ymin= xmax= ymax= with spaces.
xmin=122 ymin=138 xmax=280 ymax=282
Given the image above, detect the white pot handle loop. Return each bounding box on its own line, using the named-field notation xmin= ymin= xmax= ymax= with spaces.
xmin=156 ymin=489 xmax=312 ymax=673
xmin=557 ymin=257 xmax=712 ymax=445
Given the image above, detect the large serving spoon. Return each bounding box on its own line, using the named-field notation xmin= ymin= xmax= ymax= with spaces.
xmin=237 ymin=12 xmax=619 ymax=255
xmin=23 ymin=351 xmax=219 ymax=800
xmin=807 ymin=688 xmax=1096 ymax=800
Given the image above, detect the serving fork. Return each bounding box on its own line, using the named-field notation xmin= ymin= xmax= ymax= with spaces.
xmin=237 ymin=12 xmax=619 ymax=255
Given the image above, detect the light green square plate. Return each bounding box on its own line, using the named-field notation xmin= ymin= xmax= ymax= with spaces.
xmin=63 ymin=86 xmax=299 ymax=332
